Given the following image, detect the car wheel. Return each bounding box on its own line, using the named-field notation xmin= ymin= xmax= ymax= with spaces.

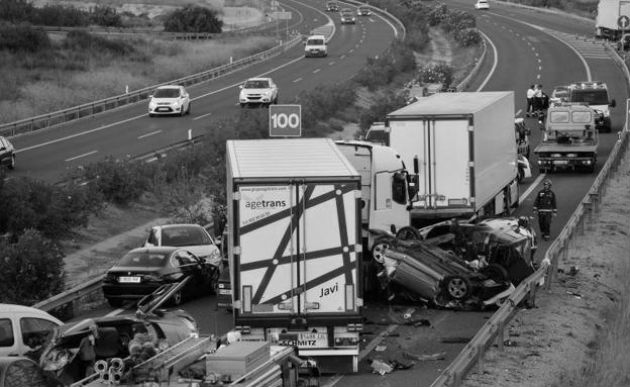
xmin=8 ymin=155 xmax=15 ymax=170
xmin=149 ymin=113 xmax=154 ymax=117
xmin=396 ymin=226 xmax=420 ymax=241
xmin=443 ymin=275 xmax=470 ymax=300
xmin=107 ymin=298 xmax=123 ymax=308
xmin=187 ymin=103 xmax=191 ymax=115
xmin=480 ymin=263 xmax=509 ymax=283
xmin=180 ymin=106 xmax=186 ymax=117
xmin=371 ymin=238 xmax=391 ymax=264
xmin=240 ymin=103 xmax=245 ymax=108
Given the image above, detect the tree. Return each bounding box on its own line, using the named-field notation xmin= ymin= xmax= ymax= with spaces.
xmin=163 ymin=5 xmax=223 ymax=33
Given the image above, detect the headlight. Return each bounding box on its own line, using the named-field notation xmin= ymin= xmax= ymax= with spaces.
xmin=149 ymin=101 xmax=156 ymax=108
xmin=603 ymin=109 xmax=610 ymax=117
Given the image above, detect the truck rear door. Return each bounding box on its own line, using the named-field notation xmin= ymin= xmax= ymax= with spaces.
xmin=236 ymin=182 xmax=360 ymax=320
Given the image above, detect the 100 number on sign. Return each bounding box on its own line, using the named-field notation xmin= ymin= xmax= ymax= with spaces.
xmin=269 ymin=104 xmax=301 ymax=137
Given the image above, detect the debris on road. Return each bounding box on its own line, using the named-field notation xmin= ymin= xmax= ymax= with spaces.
xmin=403 ymin=351 xmax=447 ymax=362
xmin=370 ymin=359 xmax=395 ymax=375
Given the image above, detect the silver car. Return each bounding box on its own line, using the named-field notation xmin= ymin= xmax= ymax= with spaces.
xmin=148 ymin=85 xmax=191 ymax=117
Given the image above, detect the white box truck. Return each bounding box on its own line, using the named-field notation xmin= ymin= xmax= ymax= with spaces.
xmin=385 ymin=91 xmax=520 ymax=225
xmin=595 ymin=0 xmax=630 ymax=39
xmin=226 ymin=138 xmax=363 ymax=374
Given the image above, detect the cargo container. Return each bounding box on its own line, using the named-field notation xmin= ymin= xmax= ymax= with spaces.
xmin=225 ymin=138 xmax=363 ymax=373
xmin=595 ymin=0 xmax=630 ymax=40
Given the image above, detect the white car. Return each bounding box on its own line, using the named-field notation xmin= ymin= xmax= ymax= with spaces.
xmin=143 ymin=224 xmax=222 ymax=268
xmin=474 ymin=0 xmax=489 ymax=10
xmin=0 ymin=304 xmax=63 ymax=357
xmin=304 ymin=34 xmax=327 ymax=57
xmin=148 ymin=85 xmax=191 ymax=117
xmin=239 ymin=77 xmax=279 ymax=107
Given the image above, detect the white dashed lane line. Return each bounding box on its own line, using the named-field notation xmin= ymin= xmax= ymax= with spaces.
xmin=328 ymin=61 xmax=335 ymax=65
xmin=293 ymin=77 xmax=303 ymax=83
xmin=65 ymin=150 xmax=98 ymax=162
xmin=193 ymin=112 xmax=212 ymax=121
xmin=313 ymin=69 xmax=321 ymax=73
xmin=137 ymin=130 xmax=161 ymax=139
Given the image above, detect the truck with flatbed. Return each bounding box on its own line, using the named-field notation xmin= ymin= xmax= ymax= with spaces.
xmin=384 ymin=91 xmax=521 ymax=226
xmin=225 ymin=138 xmax=363 ymax=374
xmin=534 ymin=103 xmax=599 ymax=173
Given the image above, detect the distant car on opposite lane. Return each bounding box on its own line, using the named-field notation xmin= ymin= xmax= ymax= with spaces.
xmin=102 ymin=247 xmax=220 ymax=307
xmin=148 ymin=85 xmax=191 ymax=117
xmin=357 ymin=6 xmax=371 ymax=16
xmin=340 ymin=9 xmax=356 ymax=24
xmin=239 ymin=77 xmax=279 ymax=107
xmin=325 ymin=1 xmax=339 ymax=12
xmin=0 ymin=304 xmax=63 ymax=358
xmin=474 ymin=0 xmax=489 ymax=10
xmin=0 ymin=136 xmax=16 ymax=170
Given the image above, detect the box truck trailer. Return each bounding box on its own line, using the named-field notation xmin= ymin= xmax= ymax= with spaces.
xmin=226 ymin=138 xmax=363 ymax=373
xmin=385 ymin=91 xmax=520 ymax=225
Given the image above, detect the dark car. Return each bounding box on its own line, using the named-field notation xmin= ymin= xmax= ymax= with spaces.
xmin=340 ymin=9 xmax=356 ymax=24
xmin=371 ymin=217 xmax=537 ymax=309
xmin=325 ymin=1 xmax=339 ymax=11
xmin=102 ymin=247 xmax=219 ymax=307
xmin=40 ymin=282 xmax=198 ymax=385
xmin=0 ymin=136 xmax=16 ymax=170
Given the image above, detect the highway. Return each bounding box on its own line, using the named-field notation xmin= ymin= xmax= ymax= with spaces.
xmin=9 ymin=0 xmax=628 ymax=386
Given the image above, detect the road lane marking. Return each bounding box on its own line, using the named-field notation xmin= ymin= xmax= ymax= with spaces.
xmin=65 ymin=150 xmax=97 ymax=162
xmin=521 ymin=173 xmax=546 ymax=203
xmin=516 ymin=109 xmax=522 ymax=116
xmin=313 ymin=68 xmax=321 ymax=73
xmin=293 ymin=77 xmax=303 ymax=83
xmin=476 ymin=30 xmax=498 ymax=91
xmin=138 ymin=130 xmax=161 ymax=139
xmin=193 ymin=112 xmax=212 ymax=120
xmin=328 ymin=61 xmax=335 ymax=65
xmin=16 ymin=114 xmax=146 ymax=153
xmin=340 ymin=54 xmax=346 ymax=59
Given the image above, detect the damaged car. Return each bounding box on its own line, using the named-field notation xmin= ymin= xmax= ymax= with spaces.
xmin=371 ymin=217 xmax=537 ymax=309
xmin=39 ymin=280 xmax=198 ymax=385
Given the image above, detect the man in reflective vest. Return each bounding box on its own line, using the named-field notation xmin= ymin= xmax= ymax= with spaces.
xmin=533 ymin=179 xmax=557 ymax=240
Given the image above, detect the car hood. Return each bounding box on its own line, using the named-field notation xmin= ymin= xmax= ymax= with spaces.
xmin=241 ymin=88 xmax=273 ymax=94
xmin=150 ymin=97 xmax=180 ymax=104
xmin=107 ymin=266 xmax=162 ymax=274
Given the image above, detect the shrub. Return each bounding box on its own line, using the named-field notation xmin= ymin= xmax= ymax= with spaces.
xmin=417 ymin=63 xmax=454 ymax=87
xmin=89 ymin=5 xmax=122 ymax=27
xmin=63 ymin=31 xmax=137 ymax=57
xmin=455 ymin=28 xmax=482 ymax=47
xmin=0 ymin=0 xmax=36 ymax=23
xmin=33 ymin=4 xmax=89 ymax=27
xmin=0 ymin=23 xmax=51 ymax=52
xmin=358 ymin=91 xmax=408 ymax=132
xmin=0 ymin=229 xmax=65 ymax=304
xmin=294 ymin=83 xmax=357 ymax=131
xmin=163 ymin=5 xmax=223 ymax=33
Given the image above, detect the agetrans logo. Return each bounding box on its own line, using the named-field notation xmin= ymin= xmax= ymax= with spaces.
xmin=244 ymin=199 xmax=287 ymax=210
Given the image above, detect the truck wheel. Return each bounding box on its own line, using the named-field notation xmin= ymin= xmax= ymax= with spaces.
xmin=396 ymin=226 xmax=420 ymax=240
xmin=443 ymin=275 xmax=470 ymax=300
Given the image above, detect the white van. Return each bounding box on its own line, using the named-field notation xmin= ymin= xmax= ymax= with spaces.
xmin=0 ymin=304 xmax=63 ymax=357
xmin=304 ymin=34 xmax=327 ymax=57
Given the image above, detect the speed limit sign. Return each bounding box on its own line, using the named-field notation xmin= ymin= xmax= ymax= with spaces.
xmin=269 ymin=104 xmax=301 ymax=137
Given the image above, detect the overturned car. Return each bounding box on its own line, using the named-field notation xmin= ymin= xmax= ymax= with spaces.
xmin=371 ymin=217 xmax=537 ymax=310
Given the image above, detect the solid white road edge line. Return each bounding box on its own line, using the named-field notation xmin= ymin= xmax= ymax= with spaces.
xmin=137 ymin=130 xmax=161 ymax=139
xmin=65 ymin=150 xmax=98 ymax=162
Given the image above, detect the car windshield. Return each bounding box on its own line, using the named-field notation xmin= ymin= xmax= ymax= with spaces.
xmin=119 ymin=251 xmax=169 ymax=267
xmin=162 ymin=227 xmax=208 ymax=246
xmin=308 ymin=39 xmax=324 ymax=45
xmin=569 ymin=90 xmax=609 ymax=105
xmin=244 ymin=80 xmax=269 ymax=88
xmin=153 ymin=88 xmax=180 ymax=98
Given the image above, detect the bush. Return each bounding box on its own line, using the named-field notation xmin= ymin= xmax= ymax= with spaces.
xmin=89 ymin=5 xmax=122 ymax=27
xmin=0 ymin=0 xmax=36 ymax=23
xmin=0 ymin=177 xmax=102 ymax=240
xmin=417 ymin=63 xmax=454 ymax=87
xmin=163 ymin=5 xmax=223 ymax=33
xmin=33 ymin=4 xmax=89 ymax=27
xmin=358 ymin=91 xmax=408 ymax=132
xmin=63 ymin=31 xmax=137 ymax=57
xmin=0 ymin=23 xmax=51 ymax=52
xmin=0 ymin=229 xmax=65 ymax=304
xmin=455 ymin=28 xmax=482 ymax=47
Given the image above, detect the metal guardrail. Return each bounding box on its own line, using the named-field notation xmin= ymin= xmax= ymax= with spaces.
xmin=0 ymin=34 xmax=302 ymax=138
xmin=431 ymin=42 xmax=630 ymax=387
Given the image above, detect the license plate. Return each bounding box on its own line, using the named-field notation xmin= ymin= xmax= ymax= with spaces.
xmin=118 ymin=276 xmax=140 ymax=283
xmin=296 ymin=333 xmax=328 ymax=348
xmin=218 ymin=289 xmax=232 ymax=295
xmin=553 ymin=160 xmax=568 ymax=165
xmin=157 ymin=107 xmax=169 ymax=111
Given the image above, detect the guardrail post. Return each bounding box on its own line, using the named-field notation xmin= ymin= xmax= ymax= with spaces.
xmin=576 ymin=210 xmax=585 ymax=236
xmin=588 ymin=193 xmax=600 ymax=214
xmin=495 ymin=321 xmax=505 ymax=351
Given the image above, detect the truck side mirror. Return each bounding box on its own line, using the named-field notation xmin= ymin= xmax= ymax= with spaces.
xmin=407 ymin=174 xmax=419 ymax=201
xmin=610 ymin=99 xmax=616 ymax=108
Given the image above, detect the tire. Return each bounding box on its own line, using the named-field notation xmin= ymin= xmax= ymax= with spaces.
xmin=396 ymin=226 xmax=420 ymax=241
xmin=148 ymin=113 xmax=154 ymax=117
xmin=371 ymin=238 xmax=391 ymax=264
xmin=480 ymin=263 xmax=509 ymax=282
xmin=107 ymin=298 xmax=123 ymax=308
xmin=180 ymin=106 xmax=186 ymax=117
xmin=443 ymin=275 xmax=471 ymax=300
xmin=8 ymin=155 xmax=15 ymax=170
xmin=187 ymin=103 xmax=191 ymax=115
xmin=240 ymin=103 xmax=245 ymax=108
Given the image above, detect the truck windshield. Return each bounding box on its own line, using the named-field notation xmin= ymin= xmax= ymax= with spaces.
xmin=569 ymin=90 xmax=609 ymax=105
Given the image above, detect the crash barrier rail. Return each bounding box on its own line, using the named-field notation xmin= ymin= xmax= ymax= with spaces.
xmin=0 ymin=33 xmax=302 ymax=138
xmin=431 ymin=52 xmax=630 ymax=386
xmin=32 ymin=20 xmax=283 ymax=40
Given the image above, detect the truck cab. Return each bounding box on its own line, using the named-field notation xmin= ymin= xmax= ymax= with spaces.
xmin=566 ymin=81 xmax=616 ymax=132
xmin=534 ymin=104 xmax=598 ymax=173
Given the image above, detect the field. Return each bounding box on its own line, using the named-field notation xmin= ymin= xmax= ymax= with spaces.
xmin=0 ymin=0 xmax=272 ymax=124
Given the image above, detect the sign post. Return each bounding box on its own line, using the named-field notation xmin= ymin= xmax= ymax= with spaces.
xmin=269 ymin=105 xmax=302 ymax=137
xmin=619 ymin=15 xmax=629 ymax=58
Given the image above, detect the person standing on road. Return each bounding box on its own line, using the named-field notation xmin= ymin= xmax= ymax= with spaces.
xmin=526 ymin=85 xmax=535 ymax=115
xmin=533 ymin=179 xmax=557 ymax=240
xmin=533 ymin=84 xmax=543 ymax=116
